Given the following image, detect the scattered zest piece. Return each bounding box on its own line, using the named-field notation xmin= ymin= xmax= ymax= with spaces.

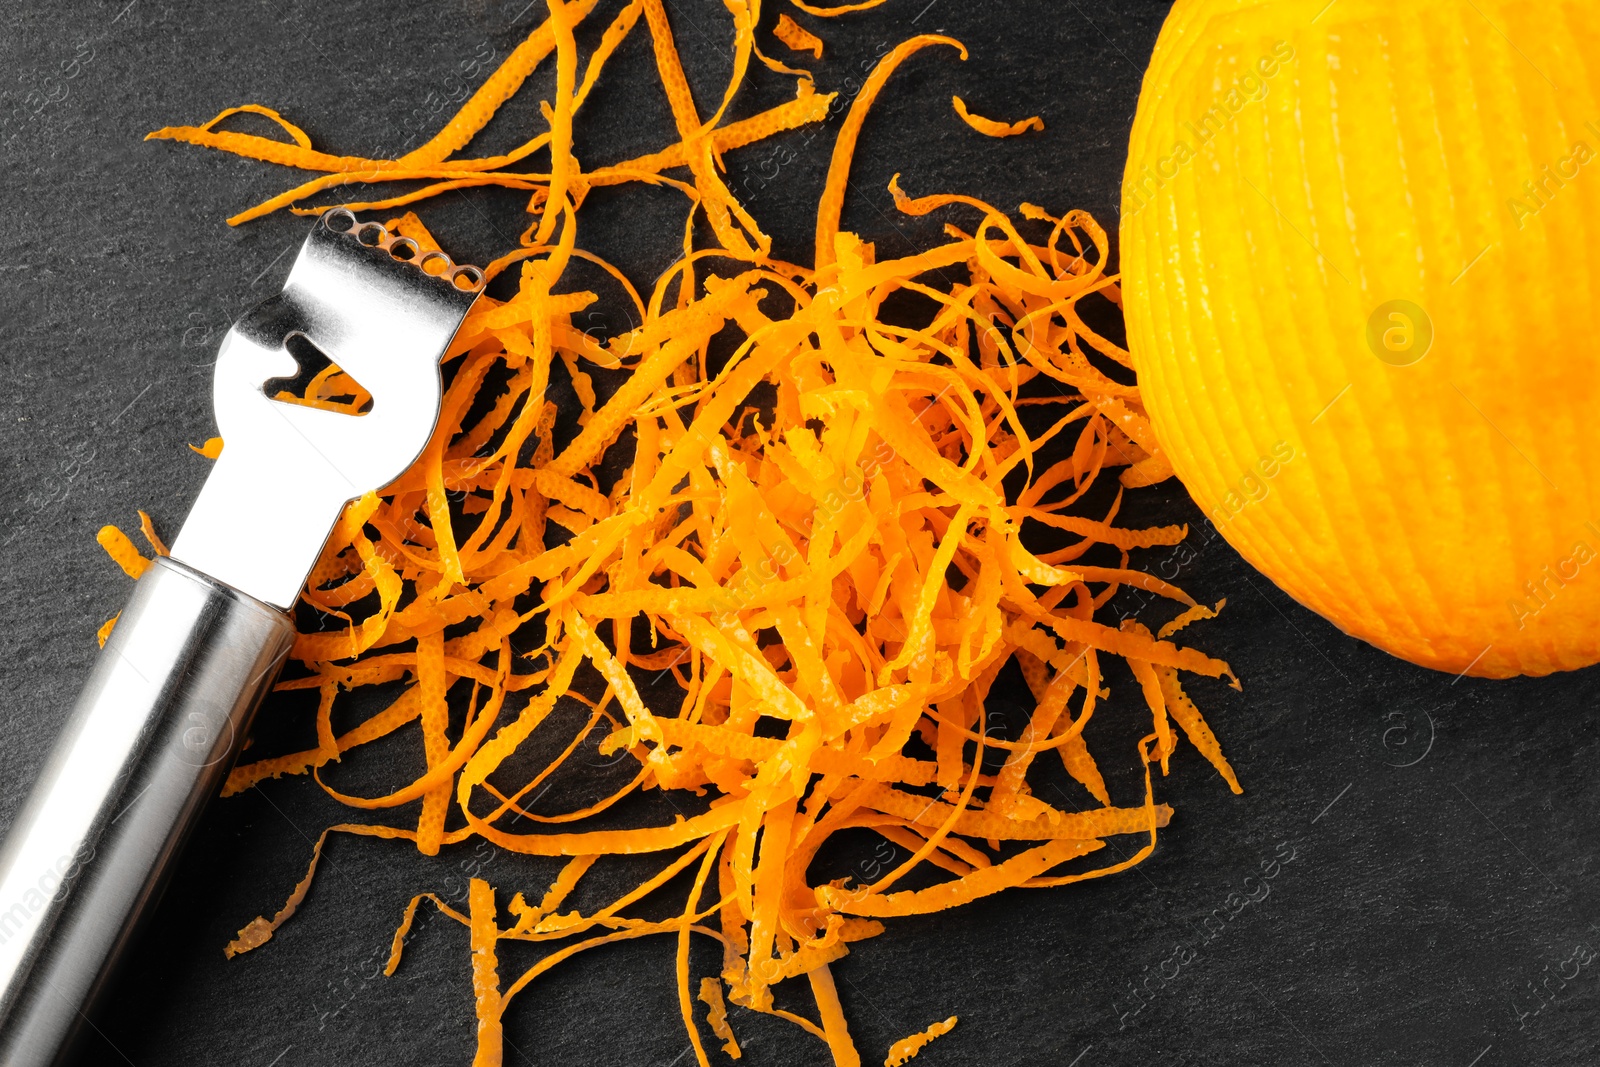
xmin=96 ymin=613 xmax=119 ymax=648
xmin=137 ymin=510 xmax=169 ymax=555
xmin=96 ymin=525 xmax=150 ymax=579
xmin=952 ymin=95 xmax=1044 ymax=137
xmin=885 ymin=1016 xmax=957 ymax=1066
xmin=774 ymin=13 xmax=823 ymax=58
xmin=189 ymin=436 xmax=224 ymax=459
xmin=223 ymin=824 xmax=414 ymax=958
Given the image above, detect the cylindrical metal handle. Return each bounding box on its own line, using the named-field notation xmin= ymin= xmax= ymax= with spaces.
xmin=0 ymin=557 xmax=294 ymax=1066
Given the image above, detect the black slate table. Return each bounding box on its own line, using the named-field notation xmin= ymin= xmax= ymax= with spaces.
xmin=1 ymin=2 xmax=1596 ymax=1065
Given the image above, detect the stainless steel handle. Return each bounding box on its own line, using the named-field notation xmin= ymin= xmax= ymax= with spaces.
xmin=0 ymin=557 xmax=294 ymax=1066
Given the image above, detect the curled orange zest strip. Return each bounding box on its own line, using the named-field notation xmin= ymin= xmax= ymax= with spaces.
xmin=952 ymin=95 xmax=1045 ymax=137
xmin=774 ymin=13 xmax=824 ymax=58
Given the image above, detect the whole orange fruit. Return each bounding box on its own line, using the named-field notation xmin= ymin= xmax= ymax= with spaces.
xmin=1122 ymin=0 xmax=1600 ymax=678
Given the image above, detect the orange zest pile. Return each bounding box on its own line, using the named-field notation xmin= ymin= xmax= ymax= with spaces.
xmin=109 ymin=3 xmax=1242 ymax=1064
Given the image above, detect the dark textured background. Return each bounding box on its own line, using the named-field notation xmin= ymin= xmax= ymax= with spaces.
xmin=2 ymin=2 xmax=1598 ymax=1065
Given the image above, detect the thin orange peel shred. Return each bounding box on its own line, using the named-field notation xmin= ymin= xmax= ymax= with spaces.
xmin=96 ymin=525 xmax=150 ymax=580
xmin=107 ymin=3 xmax=1243 ymax=1064
xmin=884 ymin=1016 xmax=957 ymax=1066
xmin=699 ymin=976 xmax=744 ymax=1058
xmin=774 ymin=13 xmax=824 ymax=59
xmin=788 ymin=0 xmax=889 ymax=16
xmin=951 ymin=95 xmax=1044 ymax=137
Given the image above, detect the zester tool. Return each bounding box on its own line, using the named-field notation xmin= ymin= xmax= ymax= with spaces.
xmin=0 ymin=209 xmax=483 ymax=1066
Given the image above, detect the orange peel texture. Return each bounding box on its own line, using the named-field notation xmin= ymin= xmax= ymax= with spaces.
xmin=1123 ymin=0 xmax=1600 ymax=678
